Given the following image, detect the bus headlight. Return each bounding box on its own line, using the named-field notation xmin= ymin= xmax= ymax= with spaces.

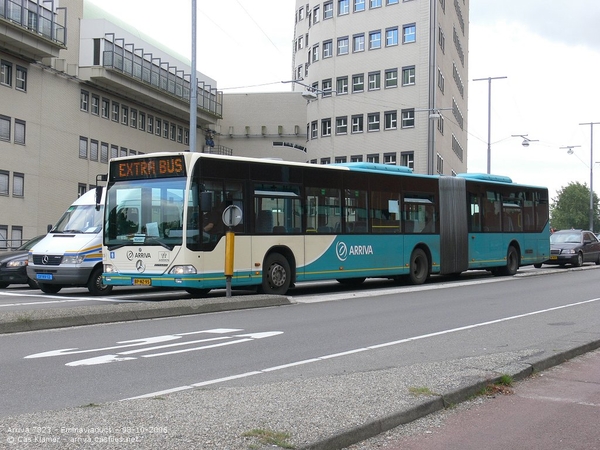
xmin=62 ymin=255 xmax=85 ymax=264
xmin=169 ymin=265 xmax=197 ymax=275
xmin=104 ymin=264 xmax=117 ymax=273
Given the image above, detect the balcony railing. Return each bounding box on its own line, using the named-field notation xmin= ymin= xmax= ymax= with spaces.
xmin=101 ymin=34 xmax=222 ymax=119
xmin=0 ymin=0 xmax=66 ymax=46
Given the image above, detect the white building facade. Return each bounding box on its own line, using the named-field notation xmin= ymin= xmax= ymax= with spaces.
xmin=291 ymin=0 xmax=468 ymax=175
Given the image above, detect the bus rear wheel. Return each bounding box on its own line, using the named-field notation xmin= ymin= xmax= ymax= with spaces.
xmin=409 ymin=248 xmax=429 ymax=285
xmin=497 ymin=245 xmax=519 ymax=276
xmin=262 ymin=253 xmax=291 ymax=295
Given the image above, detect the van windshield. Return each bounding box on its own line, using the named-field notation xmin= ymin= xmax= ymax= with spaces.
xmin=52 ymin=204 xmax=103 ymax=234
xmin=104 ymin=177 xmax=187 ymax=249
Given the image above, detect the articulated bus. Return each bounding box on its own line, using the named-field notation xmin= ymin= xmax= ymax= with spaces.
xmin=101 ymin=152 xmax=550 ymax=295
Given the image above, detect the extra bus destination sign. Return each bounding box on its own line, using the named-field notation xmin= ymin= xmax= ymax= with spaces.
xmin=111 ymin=155 xmax=186 ymax=181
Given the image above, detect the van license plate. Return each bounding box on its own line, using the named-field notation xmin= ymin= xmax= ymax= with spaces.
xmin=132 ymin=278 xmax=151 ymax=286
xmin=36 ymin=274 xmax=53 ymax=281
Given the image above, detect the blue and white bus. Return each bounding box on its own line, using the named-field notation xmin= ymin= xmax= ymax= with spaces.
xmin=101 ymin=152 xmax=550 ymax=295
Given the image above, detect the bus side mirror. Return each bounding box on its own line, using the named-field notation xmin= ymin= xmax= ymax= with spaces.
xmin=200 ymin=191 xmax=213 ymax=213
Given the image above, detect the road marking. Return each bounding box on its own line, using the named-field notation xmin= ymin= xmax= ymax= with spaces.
xmin=125 ymin=296 xmax=600 ymax=400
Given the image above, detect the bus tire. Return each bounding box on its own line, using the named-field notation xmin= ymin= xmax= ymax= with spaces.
xmin=87 ymin=266 xmax=113 ymax=296
xmin=408 ymin=248 xmax=429 ymax=285
xmin=262 ymin=253 xmax=291 ymax=295
xmin=186 ymin=288 xmax=211 ymax=297
xmin=498 ymin=245 xmax=519 ymax=276
xmin=38 ymin=283 xmax=62 ymax=294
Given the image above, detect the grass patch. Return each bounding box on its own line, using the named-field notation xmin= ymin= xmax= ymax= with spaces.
xmin=408 ymin=386 xmax=437 ymax=397
xmin=242 ymin=428 xmax=294 ymax=449
xmin=16 ymin=315 xmax=33 ymax=324
xmin=81 ymin=403 xmax=101 ymax=408
xmin=481 ymin=374 xmax=514 ymax=396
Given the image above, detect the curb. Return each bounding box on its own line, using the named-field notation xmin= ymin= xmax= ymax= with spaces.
xmin=0 ymin=295 xmax=292 ymax=334
xmin=297 ymin=339 xmax=600 ymax=450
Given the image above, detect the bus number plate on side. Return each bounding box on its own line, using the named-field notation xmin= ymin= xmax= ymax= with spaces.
xmin=132 ymin=278 xmax=151 ymax=286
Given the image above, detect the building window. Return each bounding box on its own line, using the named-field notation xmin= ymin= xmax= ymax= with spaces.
xmin=336 ymin=116 xmax=348 ymax=134
xmin=336 ymin=76 xmax=348 ymax=94
xmin=351 ymin=115 xmax=364 ymax=133
xmin=79 ymin=136 xmax=88 ymax=159
xmin=139 ymin=112 xmax=146 ymax=130
xmin=384 ymin=111 xmax=397 ymax=130
xmin=324 ymin=1 xmax=333 ymax=19
xmin=352 ymin=74 xmax=364 ymax=92
xmin=323 ymin=40 xmax=333 ymax=58
xmin=367 ymin=113 xmax=380 ymax=131
xmin=401 ymin=109 xmax=415 ymax=128
xmin=384 ymin=152 xmax=397 ymax=165
xmin=163 ymin=120 xmax=169 ymax=139
xmin=155 ymin=118 xmax=162 ymax=136
xmin=13 ymin=173 xmax=24 ymax=197
xmin=354 ymin=0 xmax=366 ymax=12
xmin=91 ymin=94 xmax=100 ymax=115
xmin=148 ymin=115 xmax=154 ymax=134
xmin=0 ymin=115 xmax=10 ymax=141
xmin=367 ymin=154 xmax=379 ymax=163
xmin=120 ymin=147 xmax=127 ymax=157
xmin=334 ymin=156 xmax=347 ymax=163
xmin=80 ymin=90 xmax=89 ymax=112
xmin=15 ymin=66 xmax=27 ymax=91
xmin=170 ymin=123 xmax=176 ymax=141
xmin=401 ymin=151 xmax=414 ymax=169
xmin=1 ymin=60 xmax=12 ymax=87
xmin=385 ymin=69 xmax=398 ymax=88
xmin=403 ymin=24 xmax=416 ymax=43
xmin=110 ymin=144 xmax=119 ymax=159
xmin=322 ymin=78 xmax=333 ymax=96
xmin=437 ymin=115 xmax=445 ymax=134
xmin=111 ymin=102 xmax=119 ymax=122
xmin=387 ymin=0 xmax=399 ymax=4
xmin=353 ymin=34 xmax=365 ymax=52
xmin=0 ymin=171 xmax=9 ymax=195
xmin=437 ymin=68 xmax=445 ymax=93
xmin=90 ymin=139 xmax=99 ymax=161
xmin=369 ymin=31 xmax=381 ymax=49
xmin=438 ymin=27 xmax=445 ymax=53
xmin=184 ymin=128 xmax=190 ymax=145
xmin=78 ymin=183 xmax=87 ymax=198
xmin=321 ymin=118 xmax=332 ymax=136
xmin=14 ymin=119 xmax=25 ymax=145
xmin=370 ymin=0 xmax=382 ymax=7
xmin=177 ymin=126 xmax=183 ymax=143
xmin=121 ymin=105 xmax=128 ymax=125
xmin=313 ymin=6 xmax=320 ymax=23
xmin=297 ymin=35 xmax=304 ymax=50
xmin=385 ymin=27 xmax=398 ymax=46
xmin=101 ymin=98 xmax=110 ymax=119
xmin=130 ymin=109 xmax=138 ymax=128
xmin=402 ymin=66 xmax=416 ymax=86
xmin=351 ymin=155 xmax=363 ymax=162
xmin=437 ymin=154 xmax=444 ymax=174
xmin=101 ymin=142 xmax=109 ymax=163
xmin=337 ymin=37 xmax=349 ymax=55
xmin=338 ymin=0 xmax=349 ymax=15
xmin=298 ymin=6 xmax=304 ymax=20
xmin=312 ymin=45 xmax=319 ymax=63
xmin=311 ymin=121 xmax=318 ymax=139
xmin=368 ymin=72 xmax=381 ymax=90
xmin=10 ymin=227 xmax=22 ymax=249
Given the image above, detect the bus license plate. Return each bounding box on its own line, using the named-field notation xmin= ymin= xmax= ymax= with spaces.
xmin=36 ymin=273 xmax=53 ymax=281
xmin=132 ymin=278 xmax=151 ymax=286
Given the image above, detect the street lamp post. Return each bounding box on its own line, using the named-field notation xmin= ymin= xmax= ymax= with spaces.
xmin=579 ymin=122 xmax=600 ymax=232
xmin=473 ymin=76 xmax=507 ymax=174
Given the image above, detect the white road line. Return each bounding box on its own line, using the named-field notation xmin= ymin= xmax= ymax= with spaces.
xmin=123 ymin=296 xmax=600 ymax=401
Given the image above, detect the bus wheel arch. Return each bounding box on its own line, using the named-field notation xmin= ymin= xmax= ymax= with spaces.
xmin=497 ymin=242 xmax=520 ymax=276
xmin=408 ymin=245 xmax=430 ymax=285
xmin=261 ymin=246 xmax=296 ymax=295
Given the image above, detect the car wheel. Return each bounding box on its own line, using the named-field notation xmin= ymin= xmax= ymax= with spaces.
xmin=408 ymin=248 xmax=429 ymax=285
xmin=261 ymin=253 xmax=292 ymax=295
xmin=27 ymin=279 xmax=39 ymax=289
xmin=87 ymin=266 xmax=113 ymax=296
xmin=38 ymin=283 xmax=62 ymax=294
xmin=574 ymin=252 xmax=583 ymax=267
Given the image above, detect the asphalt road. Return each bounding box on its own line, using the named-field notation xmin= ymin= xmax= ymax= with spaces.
xmin=1 ymin=266 xmax=599 ymax=418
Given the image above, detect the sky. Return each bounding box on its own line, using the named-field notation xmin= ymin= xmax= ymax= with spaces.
xmin=88 ymin=0 xmax=600 ymax=201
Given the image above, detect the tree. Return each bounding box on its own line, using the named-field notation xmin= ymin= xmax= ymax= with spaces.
xmin=550 ymin=182 xmax=600 ymax=231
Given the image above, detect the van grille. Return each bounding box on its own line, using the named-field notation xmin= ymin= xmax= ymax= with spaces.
xmin=32 ymin=255 xmax=63 ymax=265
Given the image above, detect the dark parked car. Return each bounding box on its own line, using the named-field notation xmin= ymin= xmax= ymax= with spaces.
xmin=537 ymin=229 xmax=600 ymax=268
xmin=0 ymin=235 xmax=45 ymax=289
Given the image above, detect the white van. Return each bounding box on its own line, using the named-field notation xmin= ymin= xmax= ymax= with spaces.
xmin=27 ymin=188 xmax=111 ymax=295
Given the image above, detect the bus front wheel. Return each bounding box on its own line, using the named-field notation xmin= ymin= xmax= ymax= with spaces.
xmin=262 ymin=253 xmax=291 ymax=295
xmin=409 ymin=248 xmax=429 ymax=285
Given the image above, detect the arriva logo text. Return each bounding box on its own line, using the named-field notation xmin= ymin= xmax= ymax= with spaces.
xmin=336 ymin=241 xmax=374 ymax=261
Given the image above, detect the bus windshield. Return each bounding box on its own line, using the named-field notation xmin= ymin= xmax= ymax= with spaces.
xmin=104 ymin=177 xmax=187 ymax=249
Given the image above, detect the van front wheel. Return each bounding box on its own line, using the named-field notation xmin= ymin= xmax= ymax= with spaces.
xmin=39 ymin=283 xmax=62 ymax=294
xmin=88 ymin=267 xmax=113 ymax=296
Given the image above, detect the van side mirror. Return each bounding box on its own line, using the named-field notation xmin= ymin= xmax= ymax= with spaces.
xmin=95 ymin=186 xmax=103 ymax=211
